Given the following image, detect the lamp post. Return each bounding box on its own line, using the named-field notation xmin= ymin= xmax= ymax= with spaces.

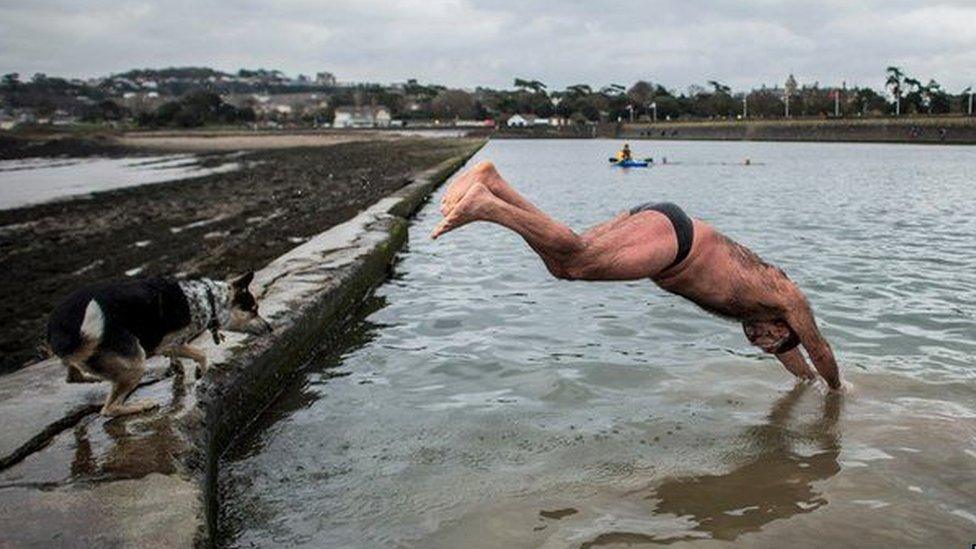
xmin=551 ymin=96 xmax=562 ymax=125
xmin=742 ymin=94 xmax=748 ymax=119
xmin=784 ymin=73 xmax=797 ymax=119
xmin=969 ymin=86 xmax=974 ymax=116
xmin=650 ymin=101 xmax=657 ymax=123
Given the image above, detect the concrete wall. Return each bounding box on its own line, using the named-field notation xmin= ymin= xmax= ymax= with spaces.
xmin=0 ymin=141 xmax=483 ymax=547
xmin=619 ymin=118 xmax=976 ymax=145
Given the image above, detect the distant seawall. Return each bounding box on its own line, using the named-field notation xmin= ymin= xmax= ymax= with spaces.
xmin=617 ymin=117 xmax=976 ymax=145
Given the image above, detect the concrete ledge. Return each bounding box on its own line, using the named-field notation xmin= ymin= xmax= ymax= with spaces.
xmin=0 ymin=140 xmax=483 ymax=547
xmin=620 ymin=117 xmax=976 ymax=144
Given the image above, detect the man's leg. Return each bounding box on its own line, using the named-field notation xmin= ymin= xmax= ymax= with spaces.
xmin=580 ymin=212 xmax=632 ymax=243
xmin=432 ymin=182 xmax=679 ymax=281
xmin=444 ymin=161 xmax=623 ymax=226
xmin=441 ymin=162 xmax=634 ymax=274
xmin=440 ymin=161 xmax=571 ymax=275
xmin=442 ymin=161 xmax=547 ymax=216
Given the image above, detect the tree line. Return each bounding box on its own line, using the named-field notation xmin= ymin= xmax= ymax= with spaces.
xmin=1 ymin=67 xmax=973 ymax=127
xmin=304 ymin=68 xmax=975 ymax=123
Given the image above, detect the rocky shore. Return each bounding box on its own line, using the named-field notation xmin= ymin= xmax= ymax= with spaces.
xmin=0 ymin=136 xmax=481 ymax=374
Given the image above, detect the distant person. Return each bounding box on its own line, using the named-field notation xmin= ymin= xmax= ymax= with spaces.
xmin=432 ymin=162 xmax=842 ymax=390
xmin=616 ymin=143 xmax=633 ymax=162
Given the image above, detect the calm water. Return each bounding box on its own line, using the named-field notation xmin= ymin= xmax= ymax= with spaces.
xmin=220 ymin=140 xmax=976 ymax=548
xmin=0 ymin=153 xmax=244 ymax=210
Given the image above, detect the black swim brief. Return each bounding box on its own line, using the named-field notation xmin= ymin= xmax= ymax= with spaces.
xmin=629 ymin=202 xmax=694 ymax=270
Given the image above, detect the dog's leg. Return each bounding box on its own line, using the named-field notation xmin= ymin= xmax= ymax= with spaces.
xmin=98 ymin=352 xmax=158 ymax=417
xmin=163 ymin=350 xmax=186 ymax=380
xmin=173 ymin=345 xmax=209 ymax=379
xmin=64 ymin=361 xmax=100 ymax=383
xmin=170 ymin=356 xmax=186 ymax=382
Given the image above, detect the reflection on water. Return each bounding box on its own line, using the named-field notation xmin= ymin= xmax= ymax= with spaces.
xmin=0 ymin=367 xmax=191 ymax=488
xmin=220 ymin=139 xmax=976 ymax=548
xmin=0 ymin=153 xmax=244 ymax=210
xmin=655 ymin=386 xmax=841 ymax=541
xmin=591 ymin=384 xmax=842 ymax=546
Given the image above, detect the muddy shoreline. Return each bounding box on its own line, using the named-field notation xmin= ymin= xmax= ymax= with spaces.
xmin=0 ymin=137 xmax=481 ymax=373
xmin=0 ymin=132 xmax=133 ymax=160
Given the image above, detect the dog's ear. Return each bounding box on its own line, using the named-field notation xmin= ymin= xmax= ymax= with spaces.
xmin=231 ymin=271 xmax=254 ymax=289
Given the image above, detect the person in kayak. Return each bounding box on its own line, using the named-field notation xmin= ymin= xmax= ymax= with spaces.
xmin=432 ymin=161 xmax=842 ymax=390
xmin=616 ymin=143 xmax=633 ymax=162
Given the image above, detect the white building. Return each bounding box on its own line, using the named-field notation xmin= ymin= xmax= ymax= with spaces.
xmin=225 ymin=93 xmax=329 ymax=120
xmin=333 ymin=106 xmax=392 ymax=128
xmin=0 ymin=112 xmax=16 ymax=130
xmin=506 ymin=113 xmax=538 ymax=127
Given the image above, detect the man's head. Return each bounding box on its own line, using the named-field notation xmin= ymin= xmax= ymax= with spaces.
xmin=743 ymin=320 xmax=799 ymax=355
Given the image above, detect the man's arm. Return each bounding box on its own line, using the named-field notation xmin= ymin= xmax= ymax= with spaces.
xmin=775 ymin=347 xmax=817 ymax=380
xmin=785 ymin=292 xmax=841 ymax=390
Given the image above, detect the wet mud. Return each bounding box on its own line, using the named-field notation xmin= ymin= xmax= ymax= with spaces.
xmin=0 ymin=132 xmax=131 ymax=160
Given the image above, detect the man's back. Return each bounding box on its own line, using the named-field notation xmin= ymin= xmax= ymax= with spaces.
xmin=653 ymin=220 xmax=798 ymax=322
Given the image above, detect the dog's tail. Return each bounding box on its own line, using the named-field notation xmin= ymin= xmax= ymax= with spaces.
xmin=65 ymin=299 xmax=104 ymax=364
xmin=80 ymin=300 xmax=105 ymax=342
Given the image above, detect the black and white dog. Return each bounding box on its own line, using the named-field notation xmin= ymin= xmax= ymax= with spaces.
xmin=47 ymin=273 xmax=271 ymax=417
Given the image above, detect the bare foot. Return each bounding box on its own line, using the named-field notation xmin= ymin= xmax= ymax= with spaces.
xmin=440 ymin=161 xmax=495 ymax=215
xmin=431 ymin=183 xmax=495 ymax=239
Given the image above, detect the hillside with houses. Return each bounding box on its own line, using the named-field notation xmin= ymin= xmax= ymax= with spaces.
xmin=1 ymin=66 xmax=973 ymax=131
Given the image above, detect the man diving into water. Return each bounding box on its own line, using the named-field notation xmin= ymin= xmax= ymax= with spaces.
xmin=431 ymin=161 xmax=842 ymax=390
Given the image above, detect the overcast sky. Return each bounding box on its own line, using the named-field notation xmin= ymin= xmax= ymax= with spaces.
xmin=1 ymin=0 xmax=975 ymax=92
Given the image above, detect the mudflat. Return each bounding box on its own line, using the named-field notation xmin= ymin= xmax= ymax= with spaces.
xmin=0 ymin=136 xmax=482 ymax=373
xmin=116 ymin=130 xmax=390 ymax=152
